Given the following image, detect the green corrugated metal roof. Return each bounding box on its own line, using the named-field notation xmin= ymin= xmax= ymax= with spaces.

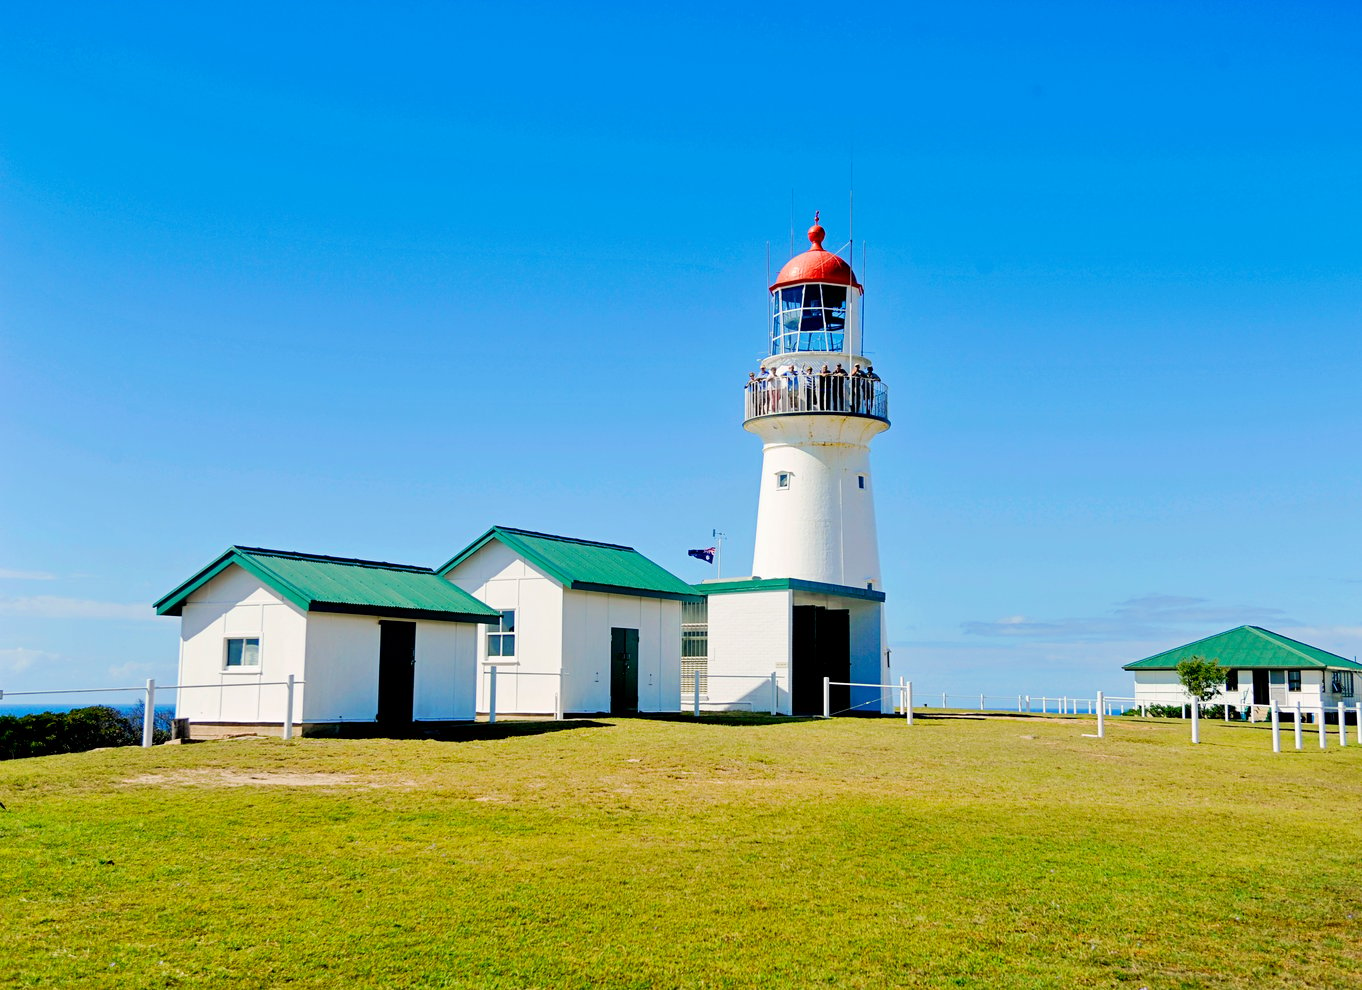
xmin=699 ymin=577 xmax=886 ymax=602
xmin=155 ymin=547 xmax=501 ymax=623
xmin=1123 ymin=625 xmax=1362 ymax=672
xmin=438 ymin=527 xmax=701 ymax=601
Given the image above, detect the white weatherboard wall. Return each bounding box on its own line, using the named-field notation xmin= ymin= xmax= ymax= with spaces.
xmin=300 ymin=614 xmax=478 ymax=723
xmin=175 ymin=563 xmax=480 ymax=727
xmin=176 ymin=565 xmax=307 ymax=725
xmin=561 ymin=590 xmax=681 ymax=714
xmin=706 ymin=590 xmax=792 ymax=712
xmin=446 ymin=540 xmax=565 ymax=715
xmin=445 ymin=539 xmax=683 ymax=714
xmin=1132 ymin=669 xmax=1339 ymax=712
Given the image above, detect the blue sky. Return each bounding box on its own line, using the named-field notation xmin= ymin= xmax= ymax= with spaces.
xmin=2 ymin=0 xmax=1360 ymax=703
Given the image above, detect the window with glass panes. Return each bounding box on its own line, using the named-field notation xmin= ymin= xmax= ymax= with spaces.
xmin=771 ymin=282 xmax=848 ymax=354
xmin=487 ymin=610 xmax=516 ymax=658
xmin=225 ymin=637 xmax=260 ymax=668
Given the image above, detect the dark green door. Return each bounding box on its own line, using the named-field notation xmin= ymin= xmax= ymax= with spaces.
xmin=611 ymin=628 xmax=639 ymax=713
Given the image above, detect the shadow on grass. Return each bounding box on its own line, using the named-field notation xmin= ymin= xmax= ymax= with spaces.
xmin=605 ymin=712 xmax=811 ymax=727
xmin=312 ymin=719 xmax=612 ymax=743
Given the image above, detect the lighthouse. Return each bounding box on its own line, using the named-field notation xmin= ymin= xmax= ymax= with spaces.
xmin=747 ymin=214 xmax=887 ymax=588
xmin=699 ymin=215 xmax=891 ymax=717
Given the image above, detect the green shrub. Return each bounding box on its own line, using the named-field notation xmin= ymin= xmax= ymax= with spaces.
xmin=0 ymin=705 xmax=139 ymax=761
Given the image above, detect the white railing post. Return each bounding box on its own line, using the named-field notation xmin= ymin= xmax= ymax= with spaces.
xmin=554 ymin=689 xmax=563 ymax=722
xmin=1096 ymin=691 xmax=1105 ymax=738
xmin=941 ymin=691 xmax=947 ymax=709
xmin=1041 ymin=696 xmax=1046 ymax=714
xmin=770 ymin=671 xmax=779 ymax=714
xmin=1025 ymin=694 xmax=1030 ymax=713
xmin=693 ymin=669 xmax=701 ymax=717
xmin=1295 ymin=702 xmax=1303 ymax=750
xmin=1318 ymin=708 xmax=1327 ymax=749
xmin=1339 ymin=703 xmax=1347 ymax=746
xmin=1356 ymin=702 xmax=1361 ymax=746
xmin=1017 ymin=694 xmax=1022 ymax=713
xmin=979 ymin=693 xmax=985 ymax=711
xmin=282 ymin=674 xmax=295 ymax=740
xmin=488 ymin=665 xmax=497 ymax=725
xmin=1270 ymin=701 xmax=1280 ymax=753
xmin=1223 ymin=700 xmax=1229 ymax=723
xmin=906 ymin=681 xmax=914 ymax=726
xmin=823 ymin=677 xmax=831 ymax=719
xmin=141 ymin=679 xmax=156 ymax=748
xmin=1190 ymin=698 xmax=1199 ymax=744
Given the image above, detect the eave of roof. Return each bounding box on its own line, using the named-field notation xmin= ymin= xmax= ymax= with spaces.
xmin=155 ymin=547 xmax=501 ymax=623
xmin=698 ymin=577 xmax=886 ymax=603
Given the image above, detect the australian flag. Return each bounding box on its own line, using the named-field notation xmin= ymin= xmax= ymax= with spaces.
xmin=688 ymin=547 xmax=716 ymax=564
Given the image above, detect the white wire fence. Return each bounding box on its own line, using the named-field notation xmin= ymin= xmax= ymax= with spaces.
xmin=0 ymin=677 xmax=302 ymax=746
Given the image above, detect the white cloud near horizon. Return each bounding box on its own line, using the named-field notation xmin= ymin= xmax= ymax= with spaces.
xmin=961 ymin=594 xmax=1295 ymax=642
xmin=0 ymin=568 xmax=57 ymax=581
xmin=0 ymin=596 xmax=156 ymax=621
xmin=0 ymin=647 xmax=54 ymax=675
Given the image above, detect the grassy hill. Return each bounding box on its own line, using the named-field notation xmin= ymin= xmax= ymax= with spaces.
xmin=2 ymin=713 xmax=1359 ymax=988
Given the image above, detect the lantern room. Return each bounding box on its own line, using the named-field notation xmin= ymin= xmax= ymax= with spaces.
xmin=769 ymin=214 xmax=863 ymax=358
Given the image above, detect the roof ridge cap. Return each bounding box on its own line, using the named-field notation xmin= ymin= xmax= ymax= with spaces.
xmin=493 ymin=526 xmax=635 ymax=552
xmin=234 ymin=546 xmax=434 ymax=574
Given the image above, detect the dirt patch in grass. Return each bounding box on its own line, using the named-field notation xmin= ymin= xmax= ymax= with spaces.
xmin=122 ymin=770 xmax=410 ymax=789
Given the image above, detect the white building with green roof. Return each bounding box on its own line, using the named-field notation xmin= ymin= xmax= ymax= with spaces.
xmin=1123 ymin=625 xmax=1362 ymax=716
xmin=155 ymin=547 xmax=501 ymax=736
xmin=438 ymin=526 xmax=700 ymax=716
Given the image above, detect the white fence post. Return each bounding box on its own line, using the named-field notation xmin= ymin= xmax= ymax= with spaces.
xmin=941 ymin=691 xmax=947 ymax=709
xmin=1223 ymin=701 xmax=1229 ymax=723
xmin=693 ymin=669 xmax=701 ymax=717
xmin=979 ymin=693 xmax=985 ymax=711
xmin=282 ymin=674 xmax=295 ymax=740
xmin=1356 ymin=702 xmax=1361 ymax=746
xmin=1295 ymin=702 xmax=1303 ymax=750
xmin=1339 ymin=703 xmax=1347 ymax=747
xmin=905 ymin=681 xmax=914 ymax=726
xmin=1270 ymin=701 xmax=1280 ymax=753
xmin=1017 ymin=694 xmax=1022 ymax=713
xmin=770 ymin=671 xmax=779 ymax=715
xmin=1041 ymin=696 xmax=1046 ymax=714
xmin=554 ymin=689 xmax=563 ymax=722
xmin=1096 ymin=691 xmax=1105 ymax=738
xmin=1190 ymin=698 xmax=1199 ymax=744
xmin=1318 ymin=708 xmax=1327 ymax=749
xmin=488 ymin=665 xmax=497 ymax=725
xmin=823 ymin=677 xmax=831 ymax=719
xmin=141 ymin=679 xmax=156 ymax=748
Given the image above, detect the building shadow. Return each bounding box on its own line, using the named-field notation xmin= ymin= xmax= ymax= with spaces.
xmin=607 ymin=712 xmax=810 ymax=727
xmin=310 ymin=719 xmax=612 ymax=742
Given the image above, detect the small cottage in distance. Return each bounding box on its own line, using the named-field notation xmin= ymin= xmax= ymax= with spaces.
xmin=1124 ymin=625 xmax=1361 ymax=718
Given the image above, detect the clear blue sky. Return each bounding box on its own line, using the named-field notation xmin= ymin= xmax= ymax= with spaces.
xmin=2 ymin=0 xmax=1359 ymax=703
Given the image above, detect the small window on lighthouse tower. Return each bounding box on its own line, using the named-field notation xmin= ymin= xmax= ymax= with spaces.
xmin=776 ymin=472 xmax=791 ymax=490
xmin=857 ymin=475 xmax=866 ymax=489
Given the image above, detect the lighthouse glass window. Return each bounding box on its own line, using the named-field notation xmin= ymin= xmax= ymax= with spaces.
xmin=771 ymin=283 xmax=847 ymax=355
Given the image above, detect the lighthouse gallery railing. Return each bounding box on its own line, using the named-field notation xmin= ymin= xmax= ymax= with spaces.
xmin=744 ymin=373 xmax=888 ymax=422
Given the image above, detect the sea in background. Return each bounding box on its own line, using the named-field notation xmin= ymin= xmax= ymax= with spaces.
xmin=0 ymin=704 xmax=177 ymax=718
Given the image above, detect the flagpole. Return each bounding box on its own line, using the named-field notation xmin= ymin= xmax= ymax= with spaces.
xmin=712 ymin=529 xmax=726 ymax=579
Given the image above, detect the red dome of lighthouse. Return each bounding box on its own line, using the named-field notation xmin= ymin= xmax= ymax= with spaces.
xmin=770 ymin=214 xmax=861 ymax=291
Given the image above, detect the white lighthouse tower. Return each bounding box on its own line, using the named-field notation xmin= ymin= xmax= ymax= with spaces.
xmin=700 ymin=214 xmax=891 ymax=717
xmin=747 ymin=214 xmax=887 ymax=588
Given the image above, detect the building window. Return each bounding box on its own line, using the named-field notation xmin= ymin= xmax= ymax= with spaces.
xmin=225 ymin=637 xmax=260 ymax=668
xmin=770 ymin=282 xmax=848 ymax=355
xmin=487 ymin=610 xmax=516 ymax=657
xmin=1332 ymin=671 xmax=1354 ymax=697
xmin=682 ymin=599 xmax=708 ymax=694
xmin=1287 ymin=670 xmax=1301 ymax=692
xmin=776 ymin=472 xmax=791 ymax=490
xmin=858 ymin=475 xmax=866 ymax=489
xmin=1225 ymin=669 xmax=1238 ymax=691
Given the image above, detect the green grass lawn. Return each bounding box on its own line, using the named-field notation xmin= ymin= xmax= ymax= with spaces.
xmin=2 ymin=713 xmax=1360 ymax=989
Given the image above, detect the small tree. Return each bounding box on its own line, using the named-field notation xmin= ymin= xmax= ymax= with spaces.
xmin=1176 ymin=655 xmax=1227 ymax=703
